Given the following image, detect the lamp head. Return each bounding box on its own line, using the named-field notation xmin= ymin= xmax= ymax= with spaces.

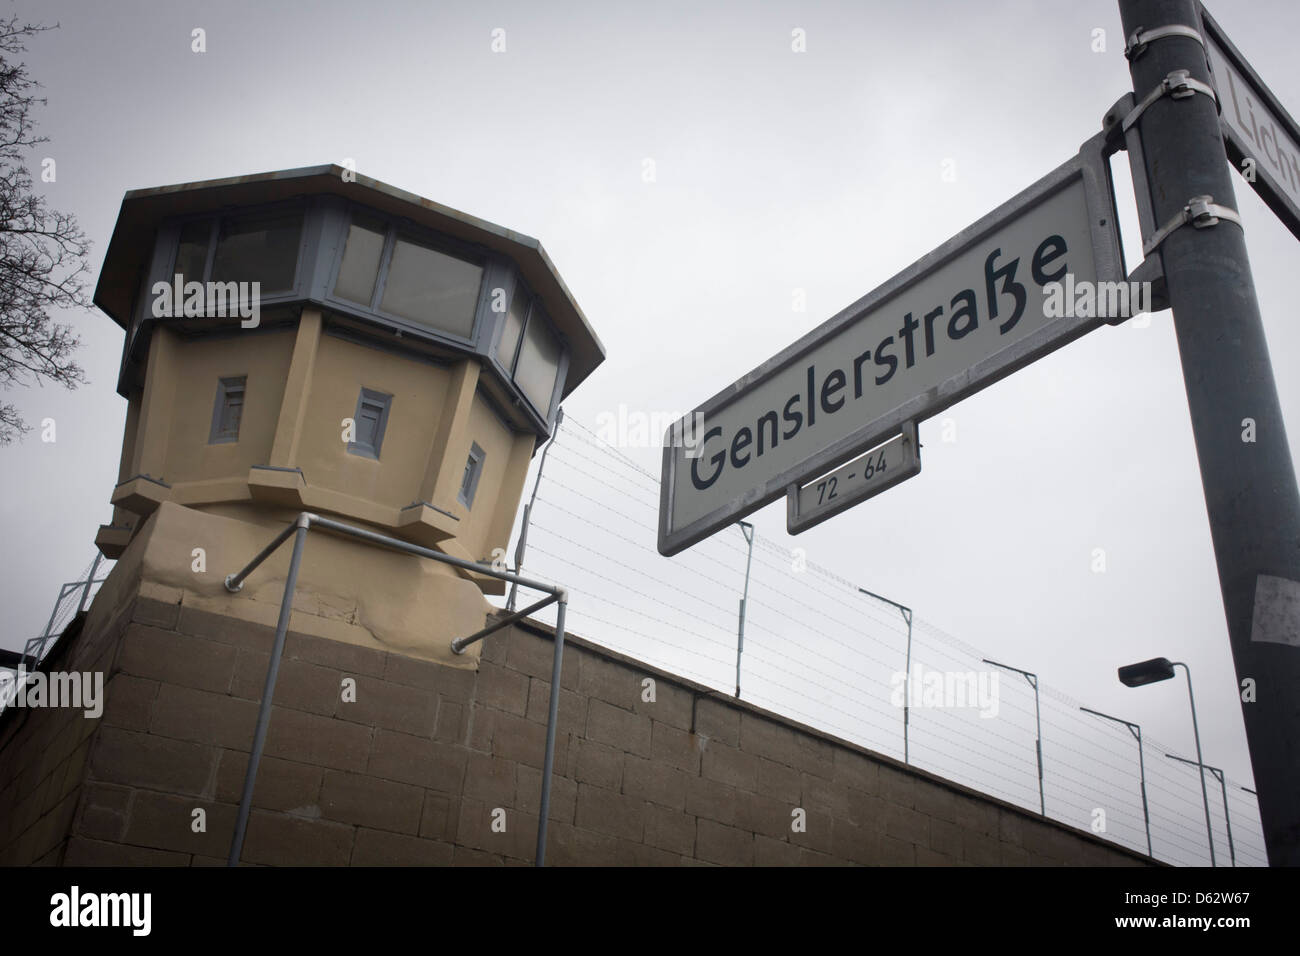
xmin=1119 ymin=657 xmax=1176 ymax=687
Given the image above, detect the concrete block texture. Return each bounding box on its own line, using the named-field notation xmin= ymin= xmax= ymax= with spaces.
xmin=0 ymin=594 xmax=1154 ymax=867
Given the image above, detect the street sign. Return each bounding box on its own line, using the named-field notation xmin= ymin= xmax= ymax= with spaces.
xmin=658 ymin=129 xmax=1125 ymax=556
xmin=1198 ymin=4 xmax=1300 ymax=240
xmin=787 ymin=422 xmax=920 ymax=534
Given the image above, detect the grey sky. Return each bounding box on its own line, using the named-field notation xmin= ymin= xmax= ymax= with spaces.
xmin=3 ymin=0 xmax=1297 ymax=863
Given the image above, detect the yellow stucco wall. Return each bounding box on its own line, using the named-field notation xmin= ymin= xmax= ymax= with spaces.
xmin=299 ymin=333 xmax=449 ymax=512
xmin=105 ymin=314 xmax=543 ymax=634
xmin=453 ymin=397 xmax=531 ymax=561
xmin=162 ymin=329 xmax=295 ymax=486
xmin=95 ymin=501 xmax=490 ymax=666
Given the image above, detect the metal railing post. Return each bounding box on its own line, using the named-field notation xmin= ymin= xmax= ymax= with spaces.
xmin=859 ymin=587 xmax=913 ymax=764
xmin=222 ymin=511 xmax=572 ymax=868
xmin=228 ymin=514 xmax=310 ymax=866
xmin=508 ymin=407 xmax=563 ymax=612
xmin=734 ymin=521 xmax=754 ymax=698
xmin=77 ymin=553 xmax=103 ymax=615
xmin=1081 ymin=706 xmax=1153 ymax=858
xmin=536 ymin=594 xmax=568 ymax=866
xmin=1173 ymin=661 xmax=1216 ymax=867
xmin=984 ymin=658 xmax=1044 ymax=816
xmin=1167 ymin=751 xmax=1234 ymax=867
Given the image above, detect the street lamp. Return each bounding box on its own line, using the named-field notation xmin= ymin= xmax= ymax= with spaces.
xmin=859 ymin=587 xmax=913 ymax=764
xmin=983 ymin=657 xmax=1044 ymax=816
xmin=1080 ymin=706 xmax=1152 ymax=858
xmin=1118 ymin=657 xmax=1215 ymax=866
xmin=1166 ymin=753 xmax=1235 ymax=867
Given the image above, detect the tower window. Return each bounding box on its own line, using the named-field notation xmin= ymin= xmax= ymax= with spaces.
xmin=496 ymin=277 xmax=562 ymax=417
xmin=458 ymin=442 xmax=485 ymax=508
xmin=172 ymin=209 xmax=303 ymax=293
xmin=348 ymin=387 xmax=392 ymax=459
xmin=209 ymin=376 xmax=246 ymax=443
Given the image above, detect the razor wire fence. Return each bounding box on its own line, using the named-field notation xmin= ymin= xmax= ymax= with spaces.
xmin=500 ymin=414 xmax=1265 ymax=868
xmin=1 ymin=554 xmax=114 ymax=716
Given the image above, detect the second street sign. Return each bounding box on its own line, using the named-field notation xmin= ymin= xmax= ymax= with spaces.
xmin=659 ymin=129 xmax=1125 ymax=556
xmin=1198 ymin=3 xmax=1300 ymax=241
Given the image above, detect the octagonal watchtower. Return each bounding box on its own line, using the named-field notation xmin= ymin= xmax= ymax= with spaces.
xmin=90 ymin=166 xmax=604 ymax=660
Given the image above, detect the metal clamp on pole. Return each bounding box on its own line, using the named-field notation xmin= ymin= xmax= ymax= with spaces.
xmin=1121 ymin=70 xmax=1218 ymax=134
xmin=1124 ymin=23 xmax=1205 ymax=60
xmin=1142 ymin=195 xmax=1244 ymax=257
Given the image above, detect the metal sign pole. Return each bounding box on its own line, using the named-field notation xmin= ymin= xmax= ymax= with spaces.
xmin=1119 ymin=0 xmax=1300 ymax=866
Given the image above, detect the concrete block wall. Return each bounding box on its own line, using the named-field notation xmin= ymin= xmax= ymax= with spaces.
xmin=0 ymin=588 xmax=1151 ymax=866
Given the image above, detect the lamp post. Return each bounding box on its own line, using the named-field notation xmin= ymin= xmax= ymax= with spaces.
xmin=1080 ymin=706 xmax=1152 ymax=858
xmin=859 ymin=587 xmax=913 ymax=764
xmin=983 ymin=658 xmax=1044 ymax=816
xmin=1118 ymin=657 xmax=1215 ymax=866
xmin=734 ymin=521 xmax=754 ymax=698
xmin=1167 ymin=753 xmax=1235 ymax=868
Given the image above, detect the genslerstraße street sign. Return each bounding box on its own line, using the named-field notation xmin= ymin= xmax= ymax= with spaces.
xmin=659 ymin=129 xmax=1125 ymax=556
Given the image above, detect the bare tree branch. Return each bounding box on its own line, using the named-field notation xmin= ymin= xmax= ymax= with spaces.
xmin=0 ymin=18 xmax=89 ymax=445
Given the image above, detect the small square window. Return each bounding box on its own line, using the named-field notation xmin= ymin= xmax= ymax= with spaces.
xmin=348 ymin=387 xmax=392 ymax=459
xmin=458 ymin=442 xmax=485 ymax=509
xmin=209 ymin=376 xmax=246 ymax=444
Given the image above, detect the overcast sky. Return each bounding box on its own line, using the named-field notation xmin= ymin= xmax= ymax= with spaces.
xmin=3 ymin=0 xmax=1297 ymax=864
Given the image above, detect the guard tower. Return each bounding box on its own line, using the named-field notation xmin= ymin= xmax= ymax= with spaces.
xmin=90 ymin=166 xmax=604 ymax=663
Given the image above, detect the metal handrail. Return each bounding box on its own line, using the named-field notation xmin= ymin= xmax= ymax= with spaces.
xmin=222 ymin=511 xmax=570 ymax=867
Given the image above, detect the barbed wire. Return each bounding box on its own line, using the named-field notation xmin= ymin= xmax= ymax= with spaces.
xmin=509 ymin=419 xmax=1264 ymax=867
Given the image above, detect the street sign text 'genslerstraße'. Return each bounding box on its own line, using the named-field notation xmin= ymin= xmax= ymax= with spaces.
xmin=658 ymin=130 xmax=1125 ymax=556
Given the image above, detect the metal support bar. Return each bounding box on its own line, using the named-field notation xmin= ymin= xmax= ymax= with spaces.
xmin=984 ymin=658 xmax=1045 ymax=815
xmin=1216 ymin=767 xmax=1237 ymax=868
xmin=452 ymin=594 xmax=557 ymax=654
xmin=309 ymin=514 xmax=558 ymax=592
xmin=1167 ymin=752 xmax=1235 ymax=867
xmin=508 ymin=406 xmax=564 ymax=612
xmin=734 ymin=521 xmax=754 ymax=699
xmin=224 ymin=519 xmax=301 ymax=593
xmin=227 ymin=520 xmax=309 ymax=866
xmin=223 ymin=511 xmax=571 ymax=868
xmin=1081 ymin=706 xmax=1153 ymax=858
xmin=536 ymin=598 xmax=567 ymax=866
xmin=859 ymin=587 xmax=913 ymax=764
xmin=37 ymin=583 xmax=75 ymax=647
xmin=1171 ymin=661 xmax=1216 ymax=867
xmin=77 ymin=553 xmax=103 ymax=615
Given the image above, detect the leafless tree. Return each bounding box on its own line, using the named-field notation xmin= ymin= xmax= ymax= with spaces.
xmin=0 ymin=18 xmax=90 ymax=444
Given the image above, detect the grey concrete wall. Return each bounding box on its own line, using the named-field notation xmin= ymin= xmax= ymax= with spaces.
xmin=0 ymin=588 xmax=1152 ymax=866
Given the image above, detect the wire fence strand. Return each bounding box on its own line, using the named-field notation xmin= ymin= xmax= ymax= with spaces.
xmin=502 ymin=418 xmax=1263 ymax=868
